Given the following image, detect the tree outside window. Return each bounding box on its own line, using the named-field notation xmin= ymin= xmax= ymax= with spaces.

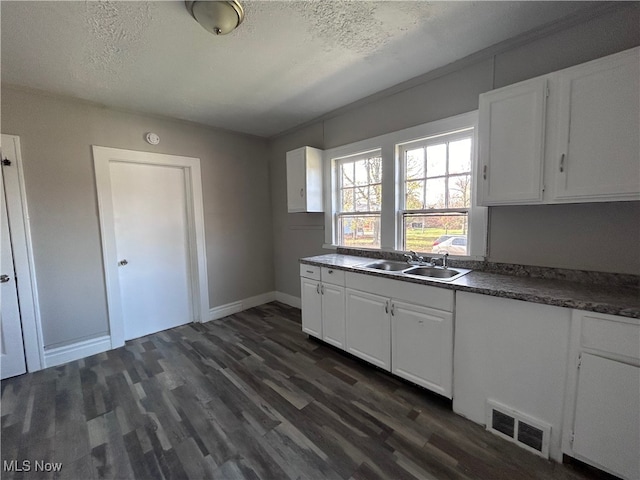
xmin=402 ymin=134 xmax=473 ymax=254
xmin=336 ymin=152 xmax=382 ymax=248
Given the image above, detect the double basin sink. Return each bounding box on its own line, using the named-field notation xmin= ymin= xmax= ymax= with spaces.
xmin=357 ymin=260 xmax=471 ymax=282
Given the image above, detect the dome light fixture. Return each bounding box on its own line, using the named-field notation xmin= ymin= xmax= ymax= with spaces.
xmin=185 ymin=1 xmax=244 ymax=36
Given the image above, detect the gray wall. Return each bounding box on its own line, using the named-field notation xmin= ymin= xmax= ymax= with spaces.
xmin=269 ymin=123 xmax=325 ymax=303
xmin=2 ymin=86 xmax=274 ymax=349
xmin=269 ymin=4 xmax=640 ymax=299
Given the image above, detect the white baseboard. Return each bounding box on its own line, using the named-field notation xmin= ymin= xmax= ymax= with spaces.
xmin=44 ymin=335 xmax=111 ymax=368
xmin=275 ymin=291 xmax=301 ymax=309
xmin=208 ymin=291 xmax=277 ymax=321
xmin=41 ymin=292 xmax=300 ymax=367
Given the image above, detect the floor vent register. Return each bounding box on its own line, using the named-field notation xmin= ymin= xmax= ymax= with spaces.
xmin=486 ymin=399 xmax=551 ymax=459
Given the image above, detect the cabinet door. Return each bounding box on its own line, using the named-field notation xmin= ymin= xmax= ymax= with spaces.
xmin=286 ymin=147 xmax=324 ymax=213
xmin=321 ymin=283 xmax=345 ymax=349
xmin=301 ymin=278 xmax=322 ymax=338
xmin=572 ymin=353 xmax=640 ymax=480
xmin=553 ymin=48 xmax=640 ymax=202
xmin=345 ymin=289 xmax=390 ymax=371
xmin=286 ymin=148 xmax=306 ymax=212
xmin=478 ymin=77 xmax=547 ymax=205
xmin=391 ymin=300 xmax=453 ymax=398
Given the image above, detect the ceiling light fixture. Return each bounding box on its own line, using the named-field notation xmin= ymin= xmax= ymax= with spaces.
xmin=185 ymin=1 xmax=244 ymax=36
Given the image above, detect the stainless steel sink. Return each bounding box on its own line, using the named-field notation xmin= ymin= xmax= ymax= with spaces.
xmin=357 ymin=260 xmax=472 ymax=281
xmin=403 ymin=266 xmax=471 ymax=281
xmin=359 ymin=260 xmax=410 ymax=272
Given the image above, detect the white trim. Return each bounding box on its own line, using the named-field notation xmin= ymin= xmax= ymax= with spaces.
xmin=322 ymin=111 xmax=487 ymax=258
xmin=92 ymin=146 xmax=209 ymax=348
xmin=324 ymin=112 xmax=480 ymax=165
xmin=275 ymin=291 xmax=301 ymax=309
xmin=396 ymin=127 xmax=476 ymax=253
xmin=1 ymin=134 xmax=45 ymax=372
xmin=208 ymin=291 xmax=277 ymax=321
xmin=44 ymin=335 xmax=111 ymax=368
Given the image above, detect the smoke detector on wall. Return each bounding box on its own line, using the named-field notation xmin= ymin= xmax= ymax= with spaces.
xmin=145 ymin=132 xmax=160 ymax=145
xmin=185 ymin=1 xmax=244 ymax=36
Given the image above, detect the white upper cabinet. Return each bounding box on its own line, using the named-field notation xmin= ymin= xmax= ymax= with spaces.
xmin=286 ymin=146 xmax=324 ymax=213
xmin=478 ymin=47 xmax=640 ymax=206
xmin=478 ymin=77 xmax=547 ymax=205
xmin=551 ymin=48 xmax=640 ymax=202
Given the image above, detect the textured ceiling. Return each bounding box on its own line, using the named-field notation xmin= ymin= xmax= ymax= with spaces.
xmin=1 ymin=1 xmax=604 ymax=137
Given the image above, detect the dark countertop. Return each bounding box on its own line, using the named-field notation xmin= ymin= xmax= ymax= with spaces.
xmin=300 ymin=254 xmax=640 ymax=319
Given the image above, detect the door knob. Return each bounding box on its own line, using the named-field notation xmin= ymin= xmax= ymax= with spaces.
xmin=118 ymin=259 xmax=128 ymax=267
xmin=0 ymin=274 xmax=10 ymax=283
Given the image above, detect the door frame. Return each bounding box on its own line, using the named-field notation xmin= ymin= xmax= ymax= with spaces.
xmin=1 ymin=134 xmax=44 ymax=372
xmin=93 ymin=146 xmax=209 ymax=348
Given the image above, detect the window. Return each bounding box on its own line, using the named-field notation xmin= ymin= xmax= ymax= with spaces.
xmin=400 ymin=129 xmax=473 ymax=255
xmin=325 ymin=111 xmax=486 ymax=258
xmin=335 ymin=150 xmax=382 ymax=248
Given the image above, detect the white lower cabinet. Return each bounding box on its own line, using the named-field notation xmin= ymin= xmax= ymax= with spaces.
xmin=321 ymin=282 xmax=346 ymax=349
xmin=300 ymin=265 xmax=346 ymax=348
xmin=453 ymin=292 xmax=571 ymax=462
xmin=572 ymin=355 xmax=639 ymax=480
xmin=391 ymin=301 xmax=453 ymax=398
xmin=344 ymin=272 xmax=454 ymax=397
xmin=345 ymin=289 xmax=391 ymax=370
xmin=562 ymin=311 xmax=640 ymax=480
xmin=301 ymin=276 xmax=322 ymax=338
xmin=302 ymin=263 xmax=640 ymax=478
xmin=301 ymin=266 xmax=455 ymax=397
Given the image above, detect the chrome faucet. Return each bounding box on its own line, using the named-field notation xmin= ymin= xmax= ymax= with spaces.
xmin=404 ymin=251 xmax=425 ymax=265
xmin=431 ymin=253 xmax=449 ymax=268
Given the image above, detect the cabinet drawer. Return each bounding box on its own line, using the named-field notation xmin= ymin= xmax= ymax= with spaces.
xmin=321 ymin=267 xmax=345 ymax=286
xmin=300 ymin=264 xmax=321 ymax=280
xmin=345 ymin=272 xmax=453 ymax=312
xmin=578 ymin=311 xmax=640 ymax=362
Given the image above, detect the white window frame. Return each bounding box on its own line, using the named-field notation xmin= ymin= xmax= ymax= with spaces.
xmin=398 ymin=127 xmax=475 ymax=255
xmin=333 ymin=149 xmax=383 ymax=249
xmin=323 ymin=111 xmax=487 ymax=259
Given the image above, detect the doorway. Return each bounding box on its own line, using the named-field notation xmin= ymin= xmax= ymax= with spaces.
xmin=0 ymin=134 xmax=43 ymax=379
xmin=93 ymin=147 xmax=209 ymax=347
xmin=1 ymin=159 xmax=26 ymax=378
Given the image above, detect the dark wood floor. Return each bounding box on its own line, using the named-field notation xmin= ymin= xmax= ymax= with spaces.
xmin=2 ymin=302 xmax=610 ymax=480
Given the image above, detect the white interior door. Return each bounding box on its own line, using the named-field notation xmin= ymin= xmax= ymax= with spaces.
xmin=0 ymin=164 xmax=27 ymax=379
xmin=94 ymin=147 xmax=209 ymax=348
xmin=109 ymin=161 xmax=193 ymax=341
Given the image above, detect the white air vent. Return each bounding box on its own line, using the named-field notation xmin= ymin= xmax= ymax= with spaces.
xmin=486 ymin=399 xmax=551 ymax=458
